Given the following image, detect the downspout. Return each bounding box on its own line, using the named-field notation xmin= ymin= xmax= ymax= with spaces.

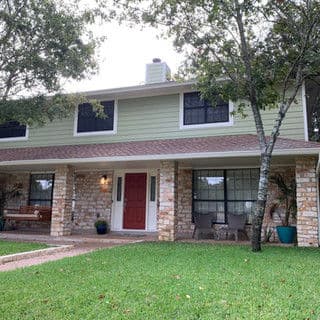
xmin=316 ymin=153 xmax=320 ymax=246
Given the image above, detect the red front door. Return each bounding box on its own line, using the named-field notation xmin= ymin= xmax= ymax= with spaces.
xmin=123 ymin=173 xmax=147 ymax=229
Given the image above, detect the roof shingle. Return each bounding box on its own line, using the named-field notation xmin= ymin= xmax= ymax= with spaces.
xmin=0 ymin=135 xmax=319 ymax=163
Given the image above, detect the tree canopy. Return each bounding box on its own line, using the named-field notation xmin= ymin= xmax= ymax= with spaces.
xmin=109 ymin=0 xmax=320 ymax=251
xmin=0 ymin=0 xmax=104 ymax=125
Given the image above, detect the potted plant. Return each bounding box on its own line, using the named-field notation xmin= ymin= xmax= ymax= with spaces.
xmin=270 ymin=174 xmax=297 ymax=244
xmin=94 ymin=219 xmax=108 ymax=235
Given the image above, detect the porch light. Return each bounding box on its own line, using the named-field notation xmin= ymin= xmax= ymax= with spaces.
xmin=100 ymin=174 xmax=109 ymax=193
xmin=100 ymin=175 xmax=108 ymax=185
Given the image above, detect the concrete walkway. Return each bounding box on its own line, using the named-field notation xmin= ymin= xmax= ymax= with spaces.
xmin=0 ymin=232 xmax=155 ymax=272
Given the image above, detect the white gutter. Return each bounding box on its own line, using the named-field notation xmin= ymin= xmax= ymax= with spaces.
xmin=72 ymin=80 xmax=197 ymax=100
xmin=0 ymin=147 xmax=319 ymax=167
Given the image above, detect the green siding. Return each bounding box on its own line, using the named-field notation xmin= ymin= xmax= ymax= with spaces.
xmin=0 ymin=90 xmax=305 ymax=149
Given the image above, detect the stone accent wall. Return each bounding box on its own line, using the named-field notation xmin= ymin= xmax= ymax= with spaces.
xmin=177 ymin=169 xmax=193 ymax=238
xmin=73 ymin=171 xmax=113 ymax=232
xmin=295 ymin=157 xmax=319 ymax=247
xmin=0 ymin=173 xmax=29 ymax=208
xmin=263 ymin=166 xmax=296 ymax=242
xmin=158 ymin=160 xmax=178 ymax=241
xmin=51 ymin=166 xmax=74 ymax=236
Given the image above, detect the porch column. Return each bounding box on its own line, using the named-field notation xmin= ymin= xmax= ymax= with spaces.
xmin=50 ymin=165 xmax=74 ymax=236
xmin=295 ymin=157 xmax=319 ymax=247
xmin=158 ymin=160 xmax=178 ymax=241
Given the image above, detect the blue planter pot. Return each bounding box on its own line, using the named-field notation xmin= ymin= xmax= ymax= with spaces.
xmin=276 ymin=226 xmax=297 ymax=244
xmin=96 ymin=225 xmax=107 ymax=235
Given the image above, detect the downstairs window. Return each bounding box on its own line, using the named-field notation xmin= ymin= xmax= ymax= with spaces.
xmin=192 ymin=169 xmax=259 ymax=224
xmin=29 ymin=174 xmax=54 ymax=207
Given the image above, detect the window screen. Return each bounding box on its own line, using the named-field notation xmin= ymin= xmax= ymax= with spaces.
xmin=184 ymin=92 xmax=229 ymax=125
xmin=77 ymin=100 xmax=114 ymax=133
xmin=0 ymin=121 xmax=26 ymax=139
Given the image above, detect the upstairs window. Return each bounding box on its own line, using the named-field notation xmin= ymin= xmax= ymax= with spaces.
xmin=182 ymin=92 xmax=230 ymax=127
xmin=76 ymin=100 xmax=115 ymax=135
xmin=0 ymin=121 xmax=27 ymax=140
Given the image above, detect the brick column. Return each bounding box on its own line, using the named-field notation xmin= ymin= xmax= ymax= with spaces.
xmin=50 ymin=165 xmax=74 ymax=236
xmin=296 ymin=157 xmax=319 ymax=247
xmin=177 ymin=169 xmax=193 ymax=237
xmin=158 ymin=160 xmax=178 ymax=241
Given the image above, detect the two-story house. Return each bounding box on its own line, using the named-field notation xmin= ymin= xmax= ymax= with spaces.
xmin=0 ymin=59 xmax=319 ymax=246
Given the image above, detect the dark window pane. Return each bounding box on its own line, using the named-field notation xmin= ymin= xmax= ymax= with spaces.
xmin=206 ymin=103 xmax=229 ymax=123
xmin=150 ymin=176 xmax=156 ymax=201
xmin=116 ymin=177 xmax=122 ymax=201
xmin=193 ymin=170 xmax=224 ymax=201
xmin=0 ymin=121 xmax=26 ymax=139
xmin=227 ymin=201 xmax=255 ymax=224
xmin=226 ymin=169 xmax=259 ymax=200
xmin=29 ymin=174 xmax=54 ymax=207
xmin=183 ymin=92 xmax=229 ymax=125
xmin=193 ymin=201 xmax=225 ymax=223
xmin=77 ymin=100 xmax=114 ymax=133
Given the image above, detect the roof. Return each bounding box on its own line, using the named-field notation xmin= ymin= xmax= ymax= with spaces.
xmin=0 ymin=135 xmax=319 ymax=166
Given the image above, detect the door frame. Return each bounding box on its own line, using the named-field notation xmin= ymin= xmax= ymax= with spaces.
xmin=111 ymin=169 xmax=157 ymax=232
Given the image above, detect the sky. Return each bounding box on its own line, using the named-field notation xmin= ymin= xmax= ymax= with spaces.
xmin=64 ymin=23 xmax=184 ymax=93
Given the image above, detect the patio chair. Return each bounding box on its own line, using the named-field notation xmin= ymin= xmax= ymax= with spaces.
xmin=226 ymin=213 xmax=247 ymax=241
xmin=192 ymin=213 xmax=215 ymax=240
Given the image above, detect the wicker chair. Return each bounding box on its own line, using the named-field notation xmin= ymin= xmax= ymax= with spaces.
xmin=226 ymin=213 xmax=247 ymax=241
xmin=192 ymin=213 xmax=215 ymax=240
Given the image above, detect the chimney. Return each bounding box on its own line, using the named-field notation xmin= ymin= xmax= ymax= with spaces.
xmin=145 ymin=58 xmax=171 ymax=84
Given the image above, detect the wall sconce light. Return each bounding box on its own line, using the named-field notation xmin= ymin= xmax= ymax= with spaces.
xmin=100 ymin=174 xmax=109 ymax=193
xmin=100 ymin=175 xmax=108 ymax=185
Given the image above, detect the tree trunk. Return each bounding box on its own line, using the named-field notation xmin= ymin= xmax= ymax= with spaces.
xmin=251 ymin=153 xmax=272 ymax=252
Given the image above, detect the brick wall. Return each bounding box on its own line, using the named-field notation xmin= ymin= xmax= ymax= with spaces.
xmin=296 ymin=157 xmax=319 ymax=247
xmin=177 ymin=169 xmax=193 ymax=238
xmin=0 ymin=173 xmax=29 ymax=208
xmin=51 ymin=165 xmax=74 ymax=236
xmin=73 ymin=171 xmax=113 ymax=232
xmin=158 ymin=160 xmax=178 ymax=241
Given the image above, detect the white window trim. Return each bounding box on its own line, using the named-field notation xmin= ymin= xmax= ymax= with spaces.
xmin=73 ymin=99 xmax=118 ymax=137
xmin=179 ymin=91 xmax=234 ymax=130
xmin=0 ymin=125 xmax=29 ymax=142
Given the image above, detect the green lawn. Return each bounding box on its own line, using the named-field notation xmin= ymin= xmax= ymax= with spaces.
xmin=1 ymin=242 xmax=320 ymax=319
xmin=0 ymin=240 xmax=48 ymax=256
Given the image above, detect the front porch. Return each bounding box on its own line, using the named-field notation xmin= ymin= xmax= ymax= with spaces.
xmin=1 ymin=154 xmax=319 ymax=247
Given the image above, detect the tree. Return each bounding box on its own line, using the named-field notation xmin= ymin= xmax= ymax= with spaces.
xmin=109 ymin=0 xmax=320 ymax=251
xmin=0 ymin=0 xmax=104 ymax=126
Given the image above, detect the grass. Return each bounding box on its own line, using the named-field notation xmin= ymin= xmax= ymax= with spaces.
xmin=0 ymin=240 xmax=48 ymax=256
xmin=0 ymin=242 xmax=320 ymax=319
